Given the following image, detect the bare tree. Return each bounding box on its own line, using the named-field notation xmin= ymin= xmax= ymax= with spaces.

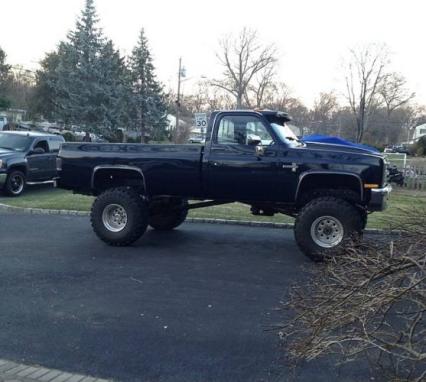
xmin=213 ymin=28 xmax=277 ymax=109
xmin=311 ymin=92 xmax=340 ymax=135
xmin=245 ymin=66 xmax=276 ymax=108
xmin=344 ymin=44 xmax=389 ymax=142
xmin=378 ymin=72 xmax=415 ymax=117
xmin=313 ymin=92 xmax=339 ymax=121
xmin=279 ymin=208 xmax=426 ymax=382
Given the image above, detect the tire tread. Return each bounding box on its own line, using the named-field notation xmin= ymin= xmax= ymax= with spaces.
xmin=90 ymin=187 xmax=148 ymax=246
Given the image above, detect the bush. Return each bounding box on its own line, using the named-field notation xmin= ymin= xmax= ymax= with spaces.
xmin=61 ymin=131 xmax=76 ymax=142
xmin=279 ymin=208 xmax=426 ymax=381
xmin=415 ymin=136 xmax=426 ymax=156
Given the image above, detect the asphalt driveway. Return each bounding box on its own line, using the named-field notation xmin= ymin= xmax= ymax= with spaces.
xmin=0 ymin=212 xmax=368 ymax=381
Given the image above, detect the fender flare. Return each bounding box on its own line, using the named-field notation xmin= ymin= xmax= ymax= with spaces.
xmin=6 ymin=159 xmax=28 ymax=175
xmin=295 ymin=170 xmax=364 ymax=201
xmin=91 ymin=165 xmax=147 ymax=193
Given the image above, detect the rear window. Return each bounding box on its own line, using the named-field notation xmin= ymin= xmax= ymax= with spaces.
xmin=48 ymin=136 xmax=65 ymax=152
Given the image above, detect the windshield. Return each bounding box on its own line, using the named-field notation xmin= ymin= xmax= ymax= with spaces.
xmin=0 ymin=133 xmax=33 ymax=152
xmin=270 ymin=123 xmax=304 ymax=147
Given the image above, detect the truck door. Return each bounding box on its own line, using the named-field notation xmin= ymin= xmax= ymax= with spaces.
xmin=27 ymin=139 xmax=54 ymax=181
xmin=204 ymin=113 xmax=282 ymax=201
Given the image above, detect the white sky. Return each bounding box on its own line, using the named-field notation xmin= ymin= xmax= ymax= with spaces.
xmin=1 ymin=0 xmax=425 ymax=107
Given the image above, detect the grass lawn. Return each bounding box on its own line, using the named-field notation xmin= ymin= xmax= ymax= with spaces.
xmin=1 ymin=185 xmax=425 ymax=230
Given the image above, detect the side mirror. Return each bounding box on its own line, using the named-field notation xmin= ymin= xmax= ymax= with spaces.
xmin=255 ymin=145 xmax=265 ymax=156
xmin=31 ymin=147 xmax=45 ymax=155
xmin=247 ymin=134 xmax=262 ymax=146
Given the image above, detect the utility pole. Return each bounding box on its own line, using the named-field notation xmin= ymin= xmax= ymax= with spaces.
xmin=175 ymin=57 xmax=182 ymax=143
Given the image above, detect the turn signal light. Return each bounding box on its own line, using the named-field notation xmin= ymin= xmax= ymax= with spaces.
xmin=364 ymin=183 xmax=379 ymax=189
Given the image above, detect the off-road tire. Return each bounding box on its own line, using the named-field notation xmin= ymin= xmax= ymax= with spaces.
xmin=149 ymin=198 xmax=188 ymax=231
xmin=4 ymin=170 xmax=26 ymax=197
xmin=91 ymin=187 xmax=148 ymax=246
xmin=294 ymin=196 xmax=364 ymax=262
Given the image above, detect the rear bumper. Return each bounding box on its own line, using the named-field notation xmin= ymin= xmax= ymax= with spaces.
xmin=368 ymin=184 xmax=392 ymax=211
xmin=0 ymin=172 xmax=7 ymax=188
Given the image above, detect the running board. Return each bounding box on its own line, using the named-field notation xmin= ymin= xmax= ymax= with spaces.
xmin=26 ymin=180 xmax=55 ymax=185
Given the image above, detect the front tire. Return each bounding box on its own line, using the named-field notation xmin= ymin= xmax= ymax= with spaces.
xmin=149 ymin=197 xmax=188 ymax=231
xmin=4 ymin=170 xmax=26 ymax=197
xmin=294 ymin=197 xmax=363 ymax=261
xmin=91 ymin=187 xmax=148 ymax=246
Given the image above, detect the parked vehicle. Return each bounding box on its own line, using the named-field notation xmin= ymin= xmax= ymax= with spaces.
xmin=188 ymin=134 xmax=205 ymax=144
xmin=57 ymin=110 xmax=391 ymax=261
xmin=0 ymin=131 xmax=65 ymax=196
xmin=384 ymin=144 xmax=411 ymax=155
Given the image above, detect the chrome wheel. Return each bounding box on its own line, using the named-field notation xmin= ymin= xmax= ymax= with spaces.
xmin=10 ymin=174 xmax=24 ymax=194
xmin=102 ymin=204 xmax=128 ymax=232
xmin=310 ymin=215 xmax=344 ymax=248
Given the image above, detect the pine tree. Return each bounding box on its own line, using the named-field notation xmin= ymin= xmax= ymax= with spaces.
xmin=31 ymin=51 xmax=60 ymax=119
xmin=0 ymin=46 xmax=11 ymax=109
xmin=129 ymin=29 xmax=167 ymax=142
xmin=35 ymin=0 xmax=129 ymax=132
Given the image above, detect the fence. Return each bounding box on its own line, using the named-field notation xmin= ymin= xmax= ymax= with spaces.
xmin=384 ymin=153 xmax=426 ymax=190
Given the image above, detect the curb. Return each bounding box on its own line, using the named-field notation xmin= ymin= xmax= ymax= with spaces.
xmin=0 ymin=203 xmax=390 ymax=234
xmin=0 ymin=358 xmax=110 ymax=382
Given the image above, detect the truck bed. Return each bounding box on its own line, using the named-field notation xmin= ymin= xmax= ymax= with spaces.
xmin=58 ymin=142 xmax=204 ymax=197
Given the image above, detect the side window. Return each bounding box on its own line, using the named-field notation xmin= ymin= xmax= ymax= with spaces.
xmin=216 ymin=115 xmax=273 ymax=145
xmin=217 ymin=117 xmax=237 ymax=144
xmin=34 ymin=140 xmax=49 ymax=153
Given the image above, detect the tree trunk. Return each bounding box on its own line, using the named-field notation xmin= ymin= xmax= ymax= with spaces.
xmin=139 ymin=108 xmax=145 ymax=143
xmin=236 ymin=93 xmax=243 ymax=109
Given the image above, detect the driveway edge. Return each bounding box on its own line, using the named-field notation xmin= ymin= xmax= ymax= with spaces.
xmin=0 ymin=358 xmax=111 ymax=382
xmin=0 ymin=203 xmax=388 ymax=234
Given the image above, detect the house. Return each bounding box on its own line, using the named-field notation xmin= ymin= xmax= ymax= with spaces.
xmin=412 ymin=124 xmax=426 ymax=142
xmin=0 ymin=108 xmax=27 ymax=123
xmin=166 ymin=114 xmax=187 ymax=131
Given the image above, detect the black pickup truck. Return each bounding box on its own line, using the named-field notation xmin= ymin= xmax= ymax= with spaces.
xmin=0 ymin=131 xmax=65 ymax=196
xmin=57 ymin=110 xmax=391 ymax=260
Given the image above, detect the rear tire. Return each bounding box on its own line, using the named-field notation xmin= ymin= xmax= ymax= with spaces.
xmin=91 ymin=187 xmax=148 ymax=246
xmin=294 ymin=197 xmax=364 ymax=261
xmin=4 ymin=170 xmax=26 ymax=197
xmin=149 ymin=198 xmax=188 ymax=231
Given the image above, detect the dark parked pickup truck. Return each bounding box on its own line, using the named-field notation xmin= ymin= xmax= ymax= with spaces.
xmin=57 ymin=110 xmax=391 ymax=260
xmin=0 ymin=131 xmax=65 ymax=196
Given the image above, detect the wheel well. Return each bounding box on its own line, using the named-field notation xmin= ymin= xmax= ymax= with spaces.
xmin=92 ymin=168 xmax=145 ymax=195
xmin=296 ymin=174 xmax=363 ymax=206
xmin=8 ymin=165 xmax=27 ymax=176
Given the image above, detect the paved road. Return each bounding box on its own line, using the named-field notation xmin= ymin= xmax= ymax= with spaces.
xmin=0 ymin=212 xmax=368 ymax=382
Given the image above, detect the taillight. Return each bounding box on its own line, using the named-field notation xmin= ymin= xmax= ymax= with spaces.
xmin=56 ymin=157 xmax=62 ymax=171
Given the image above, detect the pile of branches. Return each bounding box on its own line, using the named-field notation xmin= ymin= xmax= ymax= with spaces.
xmin=279 ymin=209 xmax=425 ymax=381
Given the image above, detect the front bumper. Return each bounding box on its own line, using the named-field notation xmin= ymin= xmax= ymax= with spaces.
xmin=0 ymin=172 xmax=7 ymax=188
xmin=368 ymin=184 xmax=392 ymax=211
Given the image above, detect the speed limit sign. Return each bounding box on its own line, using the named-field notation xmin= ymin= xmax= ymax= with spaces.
xmin=194 ymin=113 xmax=208 ymax=133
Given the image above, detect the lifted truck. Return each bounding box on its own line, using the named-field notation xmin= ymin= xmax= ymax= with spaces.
xmin=57 ymin=110 xmax=391 ymax=261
